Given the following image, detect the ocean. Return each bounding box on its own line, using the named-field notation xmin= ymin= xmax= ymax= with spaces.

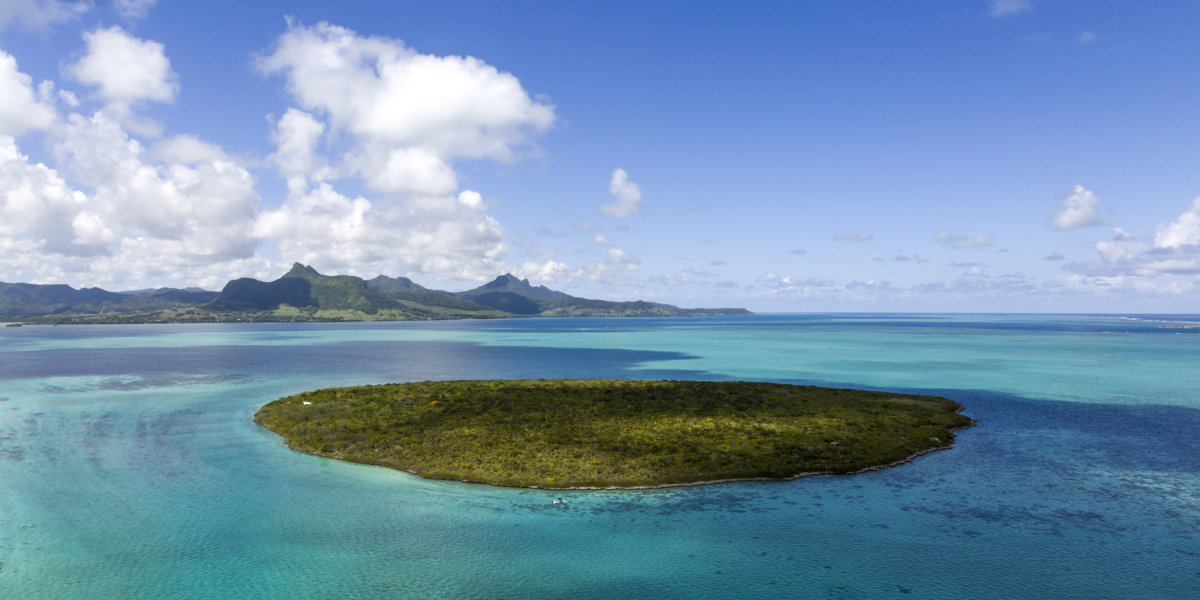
xmin=1 ymin=314 xmax=1197 ymax=599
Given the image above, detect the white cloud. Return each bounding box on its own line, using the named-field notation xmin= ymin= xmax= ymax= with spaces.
xmin=522 ymin=234 xmax=644 ymax=287
xmin=148 ymin=135 xmax=227 ymax=164
xmin=587 ymin=232 xmax=639 ymax=270
xmin=238 ymin=22 xmax=563 ymax=282
xmin=253 ymin=182 xmax=509 ymax=281
xmin=53 ymin=112 xmax=260 ymax=262
xmin=1045 ymin=251 xmax=1065 ymax=261
xmin=0 ymin=20 xmax=547 ymax=289
xmin=268 ymin=108 xmax=329 ymax=193
xmin=1094 ymin=228 xmax=1145 ymax=265
xmin=0 ymin=0 xmax=88 ymax=33
xmin=364 ymin=146 xmax=457 ymax=196
xmin=1154 ymin=197 xmax=1200 ymax=249
xmin=0 ymin=108 xmax=271 ymax=288
xmin=1 ymin=49 xmax=272 ymax=288
xmin=258 ymin=21 xmax=555 ymax=197
xmin=0 ymin=135 xmax=87 ymax=257
xmin=0 ymin=51 xmax=57 ymax=136
xmin=989 ymin=0 xmax=1033 ymax=18
xmin=935 ymin=229 xmax=994 ymax=249
xmin=515 ymin=259 xmax=580 ymax=285
xmin=67 ymin=26 xmax=179 ymax=136
xmin=606 ymin=246 xmax=639 ymax=268
xmin=599 ymin=168 xmax=643 ymax=218
xmin=457 ymin=189 xmax=483 ymax=209
xmin=1050 ymin=185 xmax=1110 ymax=230
xmin=1067 ymin=199 xmax=1200 ymax=278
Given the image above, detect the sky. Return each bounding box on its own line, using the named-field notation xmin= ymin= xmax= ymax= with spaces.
xmin=1 ymin=0 xmax=1198 ymax=313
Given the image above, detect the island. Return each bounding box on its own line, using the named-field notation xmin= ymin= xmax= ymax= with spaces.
xmin=0 ymin=263 xmax=752 ymax=324
xmin=254 ymin=380 xmax=975 ymax=489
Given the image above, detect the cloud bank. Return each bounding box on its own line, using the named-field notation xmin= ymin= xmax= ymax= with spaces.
xmin=0 ymin=22 xmax=561 ymax=288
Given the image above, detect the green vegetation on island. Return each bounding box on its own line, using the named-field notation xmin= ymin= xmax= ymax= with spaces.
xmin=1 ymin=264 xmax=752 ymax=324
xmin=254 ymin=380 xmax=974 ymax=489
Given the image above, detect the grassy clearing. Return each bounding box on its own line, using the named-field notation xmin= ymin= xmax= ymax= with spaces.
xmin=254 ymin=379 xmax=974 ymax=489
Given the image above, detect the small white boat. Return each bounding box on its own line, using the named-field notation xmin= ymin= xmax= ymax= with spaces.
xmin=552 ymin=498 xmax=565 ymax=504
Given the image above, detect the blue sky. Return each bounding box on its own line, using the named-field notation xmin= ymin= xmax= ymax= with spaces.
xmin=1 ymin=0 xmax=1198 ymax=312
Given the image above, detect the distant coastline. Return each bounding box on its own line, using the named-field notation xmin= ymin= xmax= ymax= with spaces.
xmin=0 ymin=263 xmax=752 ymax=324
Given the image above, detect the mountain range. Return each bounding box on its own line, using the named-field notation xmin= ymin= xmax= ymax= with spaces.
xmin=0 ymin=263 xmax=752 ymax=323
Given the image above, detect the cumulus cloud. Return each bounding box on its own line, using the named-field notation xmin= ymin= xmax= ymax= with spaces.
xmin=54 ymin=112 xmax=260 ymax=262
xmin=0 ymin=109 xmax=269 ymax=288
xmin=606 ymin=246 xmax=640 ymax=268
xmin=1067 ymin=199 xmax=1200 ymax=278
xmin=0 ymin=29 xmax=284 ymax=289
xmin=258 ymin=21 xmax=555 ymax=197
xmin=521 ymin=234 xmax=644 ymax=287
xmin=1155 ymin=197 xmax=1200 ymax=248
xmin=0 ymin=51 xmax=56 ymax=136
xmin=514 ymin=259 xmax=580 ymax=285
xmin=599 ymin=168 xmax=643 ymax=218
xmin=1050 ymin=185 xmax=1111 ymax=230
xmin=591 ymin=234 xmax=639 ymax=269
xmin=833 ymin=233 xmax=873 ymax=242
xmin=269 ymin=108 xmax=329 ymax=192
xmin=67 ymin=26 xmax=179 ymax=136
xmin=989 ymin=0 xmax=1033 ymax=17
xmin=253 ymin=182 xmax=508 ymax=280
xmin=0 ymin=22 xmax=554 ymax=288
xmin=233 ymin=22 xmax=562 ymax=281
xmin=148 ymin=135 xmax=227 ymax=164
xmin=935 ymin=229 xmax=994 ymax=250
xmin=0 ymin=135 xmax=87 ymax=257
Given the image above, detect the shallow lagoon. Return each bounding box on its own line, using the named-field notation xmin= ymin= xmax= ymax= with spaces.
xmin=1 ymin=314 xmax=1198 ymax=599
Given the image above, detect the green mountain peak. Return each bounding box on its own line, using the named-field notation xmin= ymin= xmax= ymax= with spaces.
xmin=282 ymin=263 xmax=323 ymax=279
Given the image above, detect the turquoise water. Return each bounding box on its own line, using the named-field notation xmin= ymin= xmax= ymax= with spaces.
xmin=1 ymin=314 xmax=1198 ymax=599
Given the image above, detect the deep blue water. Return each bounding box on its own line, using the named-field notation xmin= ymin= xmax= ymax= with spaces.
xmin=1 ymin=314 xmax=1198 ymax=599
